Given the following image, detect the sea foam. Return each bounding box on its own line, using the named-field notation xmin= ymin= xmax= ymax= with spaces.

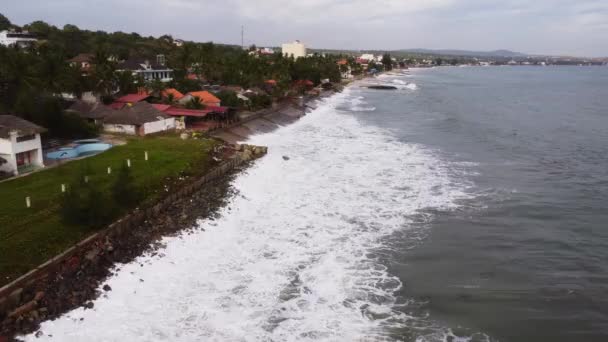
xmin=25 ymin=88 xmax=471 ymax=342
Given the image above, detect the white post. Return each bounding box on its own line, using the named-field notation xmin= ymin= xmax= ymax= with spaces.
xmin=108 ymin=167 xmax=112 ymax=174
xmin=84 ymin=176 xmax=89 ymax=183
xmin=127 ymin=159 xmax=131 ymax=168
xmin=61 ymin=184 xmax=66 ymax=193
xmin=145 ymin=151 xmax=149 ymax=161
xmin=26 ymin=196 xmax=31 ymax=208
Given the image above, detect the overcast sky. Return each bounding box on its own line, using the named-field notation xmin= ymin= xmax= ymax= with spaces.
xmin=3 ymin=0 xmax=608 ymax=57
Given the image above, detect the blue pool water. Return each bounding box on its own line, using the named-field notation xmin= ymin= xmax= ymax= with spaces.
xmin=46 ymin=142 xmax=112 ymax=160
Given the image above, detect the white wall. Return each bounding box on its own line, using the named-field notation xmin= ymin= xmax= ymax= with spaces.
xmin=0 ymin=133 xmax=44 ymax=175
xmin=282 ymin=41 xmax=307 ymax=59
xmin=143 ymin=118 xmax=176 ymax=135
xmin=103 ymin=124 xmax=137 ymax=135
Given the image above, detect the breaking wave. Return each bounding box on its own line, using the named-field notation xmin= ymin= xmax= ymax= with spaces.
xmin=25 ymin=87 xmax=473 ymax=341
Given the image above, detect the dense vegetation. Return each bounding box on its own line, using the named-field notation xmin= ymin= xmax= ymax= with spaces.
xmin=0 ymin=13 xmax=343 ymax=138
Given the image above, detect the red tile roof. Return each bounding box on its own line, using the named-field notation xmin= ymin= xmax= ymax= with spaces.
xmin=265 ymin=80 xmax=277 ymax=85
xmin=115 ymin=93 xmax=150 ymax=103
xmin=186 ymin=91 xmax=220 ymax=104
xmin=161 ymin=88 xmax=185 ymax=100
xmin=109 ymin=102 xmax=126 ymax=110
xmin=151 ymin=104 xmax=171 ymax=112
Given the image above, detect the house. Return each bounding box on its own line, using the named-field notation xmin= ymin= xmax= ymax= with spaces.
xmin=68 ymin=53 xmax=95 ymax=74
xmin=282 ymin=40 xmax=307 ymax=59
xmin=337 ymin=59 xmax=353 ymax=79
xmin=102 ymin=102 xmax=176 ymax=136
xmin=110 ymin=92 xmax=150 ymax=109
xmin=161 ymin=88 xmax=185 ymax=102
xmin=0 ymin=30 xmax=37 ymax=48
xmin=179 ymin=91 xmax=221 ymax=107
xmin=0 ymin=115 xmax=46 ymax=176
xmin=150 ymin=105 xmax=231 ymax=131
xmin=66 ymin=100 xmax=110 ymax=125
xmin=117 ymin=55 xmax=173 ymax=82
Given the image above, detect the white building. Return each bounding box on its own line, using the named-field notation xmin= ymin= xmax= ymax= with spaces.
xmin=282 ymin=40 xmax=307 ymax=59
xmin=359 ymin=54 xmax=375 ymax=62
xmin=118 ymin=55 xmax=173 ymax=82
xmin=102 ymin=102 xmax=175 ymax=136
xmin=0 ymin=115 xmax=46 ymax=176
xmin=0 ymin=30 xmax=37 ymax=48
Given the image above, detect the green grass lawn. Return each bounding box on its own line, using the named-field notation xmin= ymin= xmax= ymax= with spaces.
xmin=0 ymin=135 xmax=216 ymax=285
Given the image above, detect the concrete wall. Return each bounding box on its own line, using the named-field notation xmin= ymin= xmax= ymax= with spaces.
xmin=143 ymin=118 xmax=176 ymax=135
xmin=103 ymin=123 xmax=137 ymax=135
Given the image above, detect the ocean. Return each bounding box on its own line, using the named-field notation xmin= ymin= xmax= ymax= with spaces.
xmin=25 ymin=66 xmax=608 ymax=341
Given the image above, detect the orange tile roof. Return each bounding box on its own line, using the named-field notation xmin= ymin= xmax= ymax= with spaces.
xmin=187 ymin=91 xmax=220 ymax=104
xmin=337 ymin=59 xmax=348 ymax=65
xmin=162 ymin=88 xmax=185 ymax=100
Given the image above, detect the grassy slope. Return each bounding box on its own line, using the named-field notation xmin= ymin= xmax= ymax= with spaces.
xmin=0 ymin=136 xmax=216 ymax=285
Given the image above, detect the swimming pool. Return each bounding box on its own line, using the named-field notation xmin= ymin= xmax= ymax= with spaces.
xmin=46 ymin=141 xmax=113 ymax=160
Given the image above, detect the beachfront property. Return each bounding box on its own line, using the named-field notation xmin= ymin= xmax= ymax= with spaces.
xmin=282 ymin=40 xmax=307 ymax=59
xmin=179 ymin=91 xmax=222 ymax=107
xmin=0 ymin=115 xmax=46 ymax=176
xmin=0 ymin=30 xmax=37 ymax=47
xmin=101 ymin=102 xmax=176 ymax=136
xmin=117 ymin=55 xmax=174 ymax=82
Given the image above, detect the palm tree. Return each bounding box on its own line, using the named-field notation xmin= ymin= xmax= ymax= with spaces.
xmin=91 ymin=47 xmax=117 ymax=98
xmin=163 ymin=93 xmax=176 ymax=105
xmin=185 ymin=96 xmax=204 ymax=109
xmin=146 ymin=79 xmax=165 ymax=98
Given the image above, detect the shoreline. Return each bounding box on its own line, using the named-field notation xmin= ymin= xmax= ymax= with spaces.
xmin=0 ymin=88 xmax=344 ymax=340
xmin=0 ymin=147 xmax=266 ymax=340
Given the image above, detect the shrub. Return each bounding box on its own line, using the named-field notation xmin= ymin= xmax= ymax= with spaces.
xmin=111 ymin=163 xmax=140 ymax=208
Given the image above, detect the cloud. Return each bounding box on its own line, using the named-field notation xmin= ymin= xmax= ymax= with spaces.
xmin=2 ymin=0 xmax=607 ymax=56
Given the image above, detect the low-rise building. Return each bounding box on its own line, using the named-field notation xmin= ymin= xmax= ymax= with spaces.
xmin=282 ymin=40 xmax=307 ymax=59
xmin=68 ymin=53 xmax=95 ymax=75
xmin=0 ymin=30 xmax=37 ymax=47
xmin=0 ymin=115 xmax=46 ymax=176
xmin=101 ymin=102 xmax=176 ymax=136
xmin=118 ymin=55 xmax=173 ymax=82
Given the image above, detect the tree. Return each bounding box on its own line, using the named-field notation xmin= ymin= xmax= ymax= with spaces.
xmin=216 ymin=90 xmax=240 ymax=108
xmin=111 ymin=163 xmax=140 ymax=208
xmin=185 ymin=96 xmax=204 ymax=109
xmin=116 ymin=70 xmax=138 ymax=94
xmin=163 ymin=92 xmax=176 ymax=105
xmin=146 ymin=78 xmax=165 ymax=97
xmin=381 ymin=54 xmax=393 ymax=71
xmin=61 ymin=167 xmax=113 ymax=228
xmin=91 ymin=47 xmax=117 ymax=97
xmin=0 ymin=13 xmax=12 ymax=31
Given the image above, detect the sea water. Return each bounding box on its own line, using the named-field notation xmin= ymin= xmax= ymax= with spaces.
xmin=25 ymin=66 xmax=608 ymax=341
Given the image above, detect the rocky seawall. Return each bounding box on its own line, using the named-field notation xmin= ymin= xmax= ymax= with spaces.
xmin=0 ymin=145 xmax=267 ymax=340
xmin=212 ymin=90 xmax=337 ymax=144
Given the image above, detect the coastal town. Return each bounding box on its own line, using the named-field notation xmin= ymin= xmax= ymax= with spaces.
xmin=0 ymin=9 xmax=607 ymax=340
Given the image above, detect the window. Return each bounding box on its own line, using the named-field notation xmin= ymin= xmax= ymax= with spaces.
xmin=16 ymin=134 xmax=36 ymax=142
xmin=16 ymin=151 xmax=31 ymax=166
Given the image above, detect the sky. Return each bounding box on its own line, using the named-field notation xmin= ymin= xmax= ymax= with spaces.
xmin=2 ymin=0 xmax=608 ymax=57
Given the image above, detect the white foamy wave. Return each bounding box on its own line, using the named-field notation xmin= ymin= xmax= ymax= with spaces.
xmin=349 ymin=95 xmax=376 ymax=112
xmin=25 ymin=88 xmax=472 ymax=342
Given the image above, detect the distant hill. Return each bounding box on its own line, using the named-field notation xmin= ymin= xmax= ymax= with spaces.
xmin=398 ymin=49 xmax=528 ymax=58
